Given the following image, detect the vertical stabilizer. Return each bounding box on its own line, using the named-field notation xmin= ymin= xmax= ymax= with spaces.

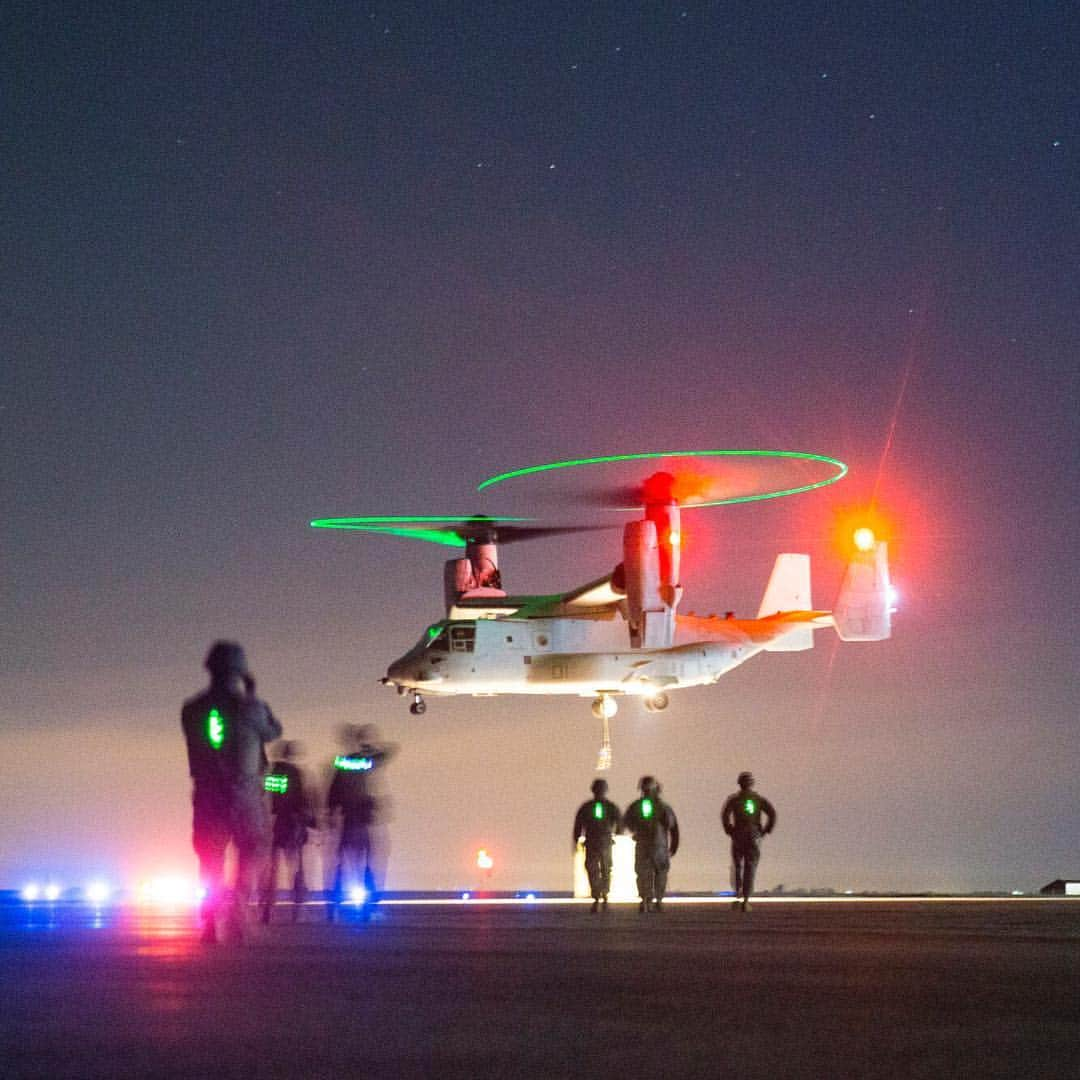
xmin=833 ymin=541 xmax=892 ymax=641
xmin=758 ymin=553 xmax=814 ymax=651
xmin=758 ymin=553 xmax=812 ymax=616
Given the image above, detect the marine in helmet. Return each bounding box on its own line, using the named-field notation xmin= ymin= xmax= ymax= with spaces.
xmin=721 ymin=771 xmax=776 ymax=912
xmin=259 ymin=740 xmax=317 ymax=924
xmin=180 ymin=641 xmax=283 ymax=943
xmin=326 ymin=723 xmax=399 ymax=920
xmin=572 ymin=778 xmax=622 ymax=912
xmin=622 ymin=776 xmax=680 ymax=912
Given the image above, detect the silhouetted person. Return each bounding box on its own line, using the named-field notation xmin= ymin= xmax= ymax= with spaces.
xmin=721 ymin=771 xmax=776 ymax=911
xmin=326 ymin=724 xmax=398 ymax=920
xmin=260 ymin=740 xmax=316 ymax=924
xmin=573 ymin=778 xmax=622 ymax=912
xmin=622 ymin=776 xmax=679 ymax=912
xmin=181 ymin=641 xmax=282 ymax=943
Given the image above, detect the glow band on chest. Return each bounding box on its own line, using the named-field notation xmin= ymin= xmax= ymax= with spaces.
xmin=744 ymin=799 xmax=756 ymax=815
xmin=334 ymin=756 xmax=374 ymax=772
xmin=641 ymin=798 xmax=653 ymax=819
xmin=265 ymin=774 xmax=289 ymax=794
xmin=207 ymin=709 xmax=225 ymax=750
xmin=593 ymin=801 xmax=604 ymax=820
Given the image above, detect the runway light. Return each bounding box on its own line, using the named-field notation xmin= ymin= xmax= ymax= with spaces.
xmin=853 ymin=527 xmax=876 ymax=552
xmin=525 ymin=892 xmax=536 ymax=901
xmin=21 ymin=883 xmax=40 ymax=902
xmin=43 ymin=883 xmax=62 ymax=902
xmin=85 ymin=881 xmax=111 ymax=905
xmin=349 ymin=886 xmax=367 ymax=905
xmin=138 ymin=876 xmax=201 ymax=906
xmin=461 ymin=891 xmax=471 ymax=900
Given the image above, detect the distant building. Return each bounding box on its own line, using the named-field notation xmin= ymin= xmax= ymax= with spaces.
xmin=1039 ymin=879 xmax=1080 ymax=896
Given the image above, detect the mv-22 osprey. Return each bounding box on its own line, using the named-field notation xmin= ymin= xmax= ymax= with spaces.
xmin=312 ymin=451 xmax=892 ymax=763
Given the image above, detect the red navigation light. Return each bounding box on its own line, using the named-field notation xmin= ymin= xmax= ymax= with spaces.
xmin=853 ymin=527 xmax=876 ymax=552
xmin=832 ymin=506 xmax=892 ymax=559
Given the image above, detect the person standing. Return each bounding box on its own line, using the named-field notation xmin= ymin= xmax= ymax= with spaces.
xmin=326 ymin=724 xmax=398 ymax=920
xmin=622 ymin=776 xmax=679 ymax=913
xmin=721 ymin=771 xmax=777 ymax=912
xmin=260 ymin=741 xmax=316 ymax=924
xmin=573 ymin=778 xmax=622 ymax=912
xmin=181 ymin=641 xmax=282 ymax=943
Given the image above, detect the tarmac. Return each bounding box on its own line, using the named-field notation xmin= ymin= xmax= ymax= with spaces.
xmin=2 ymin=897 xmax=1078 ymax=1079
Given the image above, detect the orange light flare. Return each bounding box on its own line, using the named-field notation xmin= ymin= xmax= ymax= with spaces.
xmin=831 ymin=505 xmax=895 ymax=560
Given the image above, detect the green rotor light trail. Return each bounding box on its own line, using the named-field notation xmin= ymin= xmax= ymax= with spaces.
xmin=476 ymin=450 xmax=848 ymax=508
xmin=309 ymin=516 xmax=535 ymax=547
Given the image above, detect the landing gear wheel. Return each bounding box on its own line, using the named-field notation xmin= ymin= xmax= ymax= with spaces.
xmin=591 ymin=696 xmax=617 ymax=720
xmin=409 ymin=694 xmax=426 ymax=716
xmin=643 ymin=692 xmax=669 ymax=713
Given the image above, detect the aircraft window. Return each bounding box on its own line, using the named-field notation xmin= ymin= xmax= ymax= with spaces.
xmin=425 ymin=628 xmax=449 ymax=651
xmin=450 ymin=626 xmax=476 ymax=653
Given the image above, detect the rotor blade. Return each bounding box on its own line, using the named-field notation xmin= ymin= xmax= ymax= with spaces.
xmin=492 ymin=523 xmax=617 ymax=544
xmin=309 ymin=516 xmax=613 ymax=547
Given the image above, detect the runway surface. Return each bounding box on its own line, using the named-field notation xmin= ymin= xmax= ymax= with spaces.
xmin=2 ymin=898 xmax=1078 ymax=1079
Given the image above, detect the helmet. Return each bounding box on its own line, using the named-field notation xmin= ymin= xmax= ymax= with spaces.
xmin=639 ymin=775 xmax=658 ymax=795
xmin=204 ymin=640 xmax=249 ymax=676
xmin=737 ymin=771 xmax=754 ymax=788
xmin=590 ymin=778 xmax=608 ymax=797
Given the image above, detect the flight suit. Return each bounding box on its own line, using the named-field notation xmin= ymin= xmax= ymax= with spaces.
xmin=181 ymin=686 xmax=282 ymax=930
xmin=721 ymin=788 xmax=777 ymax=903
xmin=623 ymin=796 xmax=679 ymax=907
xmin=327 ymin=746 xmax=393 ymax=910
xmin=261 ymin=759 xmax=315 ymax=919
xmin=573 ymin=797 xmax=622 ymax=901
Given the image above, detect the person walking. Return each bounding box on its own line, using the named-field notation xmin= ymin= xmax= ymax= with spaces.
xmin=181 ymin=641 xmax=282 ymax=943
xmin=721 ymin=771 xmax=776 ymax=912
xmin=622 ymin=776 xmax=679 ymax=913
xmin=573 ymin=778 xmax=622 ymax=912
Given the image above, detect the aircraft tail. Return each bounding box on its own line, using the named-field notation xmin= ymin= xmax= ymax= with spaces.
xmin=757 ymin=554 xmax=814 ymax=652
xmin=832 ymin=541 xmax=892 ymax=641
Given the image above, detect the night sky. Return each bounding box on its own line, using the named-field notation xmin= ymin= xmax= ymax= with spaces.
xmin=3 ymin=3 xmax=1077 ymax=894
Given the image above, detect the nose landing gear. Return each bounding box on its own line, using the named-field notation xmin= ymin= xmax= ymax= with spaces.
xmin=409 ymin=693 xmax=426 ymax=716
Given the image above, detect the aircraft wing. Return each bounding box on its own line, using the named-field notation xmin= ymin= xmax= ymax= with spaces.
xmin=512 ymin=575 xmax=622 ymax=618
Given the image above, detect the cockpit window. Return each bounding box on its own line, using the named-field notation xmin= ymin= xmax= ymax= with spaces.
xmin=424 ymin=626 xmax=449 ymax=651
xmin=450 ymin=625 xmax=476 ymax=653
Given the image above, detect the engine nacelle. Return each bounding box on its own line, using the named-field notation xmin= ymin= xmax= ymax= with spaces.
xmin=622 ymin=519 xmax=679 ymax=648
